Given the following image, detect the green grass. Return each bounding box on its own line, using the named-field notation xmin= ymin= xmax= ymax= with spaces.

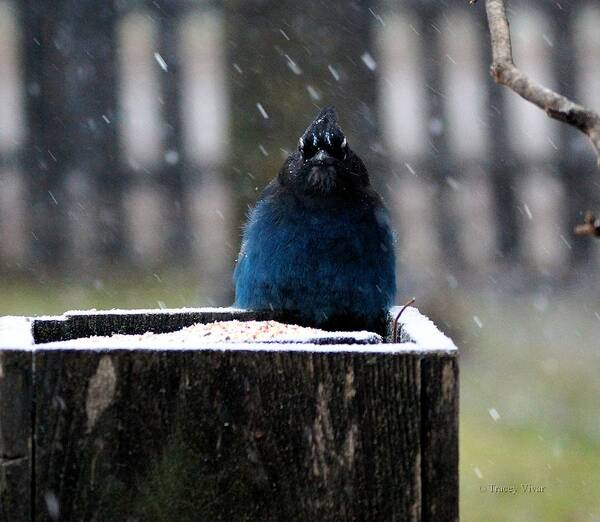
xmin=461 ymin=417 xmax=600 ymax=522
xmin=0 ymin=272 xmax=204 ymax=315
xmin=454 ymin=293 xmax=600 ymax=521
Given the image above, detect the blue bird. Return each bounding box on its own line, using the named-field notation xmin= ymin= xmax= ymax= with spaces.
xmin=233 ymin=107 xmax=396 ymax=335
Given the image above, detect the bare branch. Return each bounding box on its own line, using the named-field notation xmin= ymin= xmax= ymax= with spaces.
xmin=480 ymin=0 xmax=600 ymax=167
xmin=472 ymin=0 xmax=600 ymax=237
xmin=574 ymin=211 xmax=600 ymax=238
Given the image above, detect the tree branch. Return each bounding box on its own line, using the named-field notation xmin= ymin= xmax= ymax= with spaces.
xmin=472 ymin=0 xmax=600 ymax=237
xmin=574 ymin=211 xmax=600 ymax=238
xmin=475 ymin=0 xmax=600 ymax=167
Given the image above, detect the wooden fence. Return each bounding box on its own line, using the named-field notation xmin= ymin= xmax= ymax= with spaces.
xmin=0 ymin=0 xmax=599 ymax=301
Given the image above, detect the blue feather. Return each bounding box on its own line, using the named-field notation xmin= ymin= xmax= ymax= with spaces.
xmin=233 ymin=107 xmax=396 ymax=334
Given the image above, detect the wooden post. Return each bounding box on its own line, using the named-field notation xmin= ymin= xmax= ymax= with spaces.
xmin=0 ymin=308 xmax=458 ymax=521
xmin=0 ymin=349 xmax=32 ymax=522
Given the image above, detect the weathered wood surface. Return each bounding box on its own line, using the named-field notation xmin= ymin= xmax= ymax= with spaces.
xmin=0 ymin=308 xmax=458 ymax=522
xmin=32 ymin=308 xmax=275 ymax=344
xmin=420 ymin=354 xmax=459 ymax=521
xmin=0 ymin=351 xmax=32 ymax=522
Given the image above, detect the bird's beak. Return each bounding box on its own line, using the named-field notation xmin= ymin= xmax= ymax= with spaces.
xmin=313 ymin=150 xmax=332 ymax=162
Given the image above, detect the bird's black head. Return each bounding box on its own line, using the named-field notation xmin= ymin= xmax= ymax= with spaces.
xmin=279 ymin=106 xmax=370 ymax=195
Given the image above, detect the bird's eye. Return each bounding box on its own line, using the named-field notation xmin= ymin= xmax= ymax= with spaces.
xmin=327 ymin=133 xmax=347 ymax=160
xmin=299 ymin=134 xmax=318 ymax=159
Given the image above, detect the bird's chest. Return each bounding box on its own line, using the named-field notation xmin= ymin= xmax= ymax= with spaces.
xmin=273 ymin=205 xmax=375 ymax=261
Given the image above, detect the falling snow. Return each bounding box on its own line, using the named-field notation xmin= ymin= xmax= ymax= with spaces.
xmin=164 ymin=150 xmax=179 ymax=165
xmin=328 ymin=64 xmax=340 ymax=81
xmin=361 ymin=52 xmax=377 ymax=71
xmin=154 ymin=52 xmax=168 ymax=72
xmin=44 ymin=491 xmax=60 ymax=520
xmin=559 ymin=234 xmax=572 ymax=250
xmin=446 ymin=274 xmax=459 ymax=289
xmin=368 ymin=7 xmax=385 ymax=27
xmin=256 ymin=103 xmax=269 ymax=119
xmin=404 ymin=162 xmax=416 ymax=176
xmin=547 ymin=137 xmax=558 ymax=150
xmin=429 ymin=117 xmax=444 ymax=136
xmin=285 ymin=54 xmax=302 ymax=75
xmin=306 ymin=85 xmax=321 ymax=101
xmin=446 ymin=176 xmax=460 ymax=191
xmin=409 ymin=24 xmax=420 ymax=36
xmin=488 ymin=408 xmax=501 ymax=422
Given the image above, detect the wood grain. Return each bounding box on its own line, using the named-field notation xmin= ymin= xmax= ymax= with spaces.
xmin=33 ymin=349 xmax=427 ymax=521
xmin=0 ymin=351 xmax=32 ymax=522
xmin=2 ymin=309 xmax=458 ymax=521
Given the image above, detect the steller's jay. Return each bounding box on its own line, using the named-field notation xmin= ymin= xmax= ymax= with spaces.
xmin=233 ymin=107 xmax=396 ymax=335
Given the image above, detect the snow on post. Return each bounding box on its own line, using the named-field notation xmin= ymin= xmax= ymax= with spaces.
xmin=0 ymin=307 xmax=458 ymax=522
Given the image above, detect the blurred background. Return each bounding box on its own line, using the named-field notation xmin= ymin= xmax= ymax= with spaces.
xmin=1 ymin=0 xmax=600 ymax=519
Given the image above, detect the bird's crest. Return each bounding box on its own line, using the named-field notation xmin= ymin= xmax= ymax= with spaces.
xmin=299 ymin=106 xmax=348 ymax=161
